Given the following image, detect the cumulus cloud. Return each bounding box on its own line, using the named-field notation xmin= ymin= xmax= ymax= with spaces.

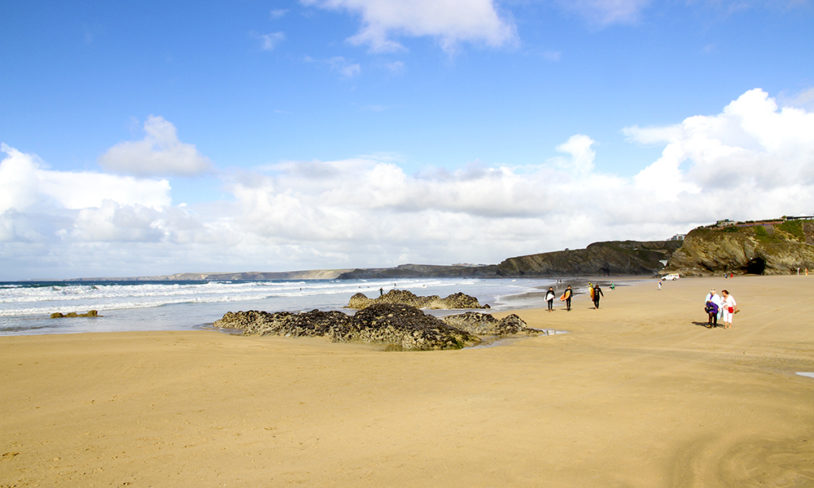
xmin=3 ymin=88 xmax=814 ymax=279
xmin=301 ymin=0 xmax=517 ymax=53
xmin=1 ymin=144 xmax=171 ymax=214
xmin=99 ymin=116 xmax=212 ymax=176
xmin=216 ymin=88 xmax=814 ymax=265
xmin=627 ymin=88 xmax=814 ymax=200
xmin=0 ymin=143 xmax=177 ymax=261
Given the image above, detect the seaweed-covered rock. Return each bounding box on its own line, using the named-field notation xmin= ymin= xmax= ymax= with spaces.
xmin=214 ymin=309 xmax=352 ymax=337
xmin=50 ymin=310 xmax=99 ymax=319
xmin=442 ymin=312 xmax=545 ymax=336
xmin=214 ymin=304 xmax=479 ymax=350
xmin=438 ymin=292 xmax=483 ymax=309
xmin=346 ymin=289 xmax=484 ymax=310
xmin=334 ymin=304 xmax=479 ymax=350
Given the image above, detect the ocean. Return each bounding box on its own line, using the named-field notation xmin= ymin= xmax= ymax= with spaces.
xmin=0 ymin=278 xmax=562 ymax=336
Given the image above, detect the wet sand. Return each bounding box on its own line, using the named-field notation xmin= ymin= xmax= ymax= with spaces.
xmin=1 ymin=275 xmax=813 ymax=487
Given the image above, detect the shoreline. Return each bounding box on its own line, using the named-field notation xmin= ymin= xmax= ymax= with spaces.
xmin=2 ymin=275 xmax=813 ymax=486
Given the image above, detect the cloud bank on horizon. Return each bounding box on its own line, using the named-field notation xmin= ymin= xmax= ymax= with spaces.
xmin=1 ymin=0 xmax=813 ymax=279
xmin=2 ymin=89 xmax=813 ymax=279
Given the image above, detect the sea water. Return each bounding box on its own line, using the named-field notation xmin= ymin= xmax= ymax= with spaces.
xmin=0 ymin=278 xmax=560 ymax=336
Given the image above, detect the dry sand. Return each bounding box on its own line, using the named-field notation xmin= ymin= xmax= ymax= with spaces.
xmin=1 ymin=275 xmax=813 ymax=487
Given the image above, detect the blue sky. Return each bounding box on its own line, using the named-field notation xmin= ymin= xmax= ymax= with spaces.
xmin=1 ymin=0 xmax=813 ymax=280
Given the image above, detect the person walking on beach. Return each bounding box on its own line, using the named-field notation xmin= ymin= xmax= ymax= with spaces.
xmin=704 ymin=289 xmax=722 ymax=328
xmin=563 ymin=285 xmax=573 ymax=311
xmin=592 ymin=284 xmax=604 ymax=309
xmin=721 ymin=289 xmax=737 ymax=329
xmin=545 ymin=287 xmax=555 ymax=311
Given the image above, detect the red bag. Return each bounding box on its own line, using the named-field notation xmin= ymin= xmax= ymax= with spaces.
xmin=728 ymin=307 xmax=734 ymax=313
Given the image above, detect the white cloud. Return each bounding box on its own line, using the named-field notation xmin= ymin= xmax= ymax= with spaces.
xmin=328 ymin=56 xmax=361 ymax=77
xmin=259 ymin=31 xmax=286 ymax=50
xmin=557 ymin=0 xmax=651 ymax=26
xmin=1 ymin=144 xmax=170 ymax=214
xmin=98 ymin=115 xmax=212 ymax=176
xmin=0 ymin=144 xmax=172 ymax=248
xmin=553 ymin=134 xmax=596 ymax=173
xmin=301 ymin=0 xmax=517 ymax=53
xmin=3 ymin=88 xmax=814 ymax=279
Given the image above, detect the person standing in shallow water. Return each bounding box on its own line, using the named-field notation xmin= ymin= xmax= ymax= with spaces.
xmin=721 ymin=289 xmax=737 ymax=329
xmin=545 ymin=287 xmax=555 ymax=311
xmin=592 ymin=284 xmax=604 ymax=309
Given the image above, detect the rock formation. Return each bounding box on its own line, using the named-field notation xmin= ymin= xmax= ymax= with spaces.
xmin=335 ymin=304 xmax=479 ymax=350
xmin=214 ymin=309 xmax=351 ymax=337
xmin=442 ymin=312 xmax=549 ymax=336
xmin=50 ymin=310 xmax=99 ymax=318
xmin=664 ymin=219 xmax=814 ymax=276
xmin=347 ymin=289 xmax=485 ymax=310
xmin=214 ymin=304 xmax=480 ymax=350
xmin=497 ymin=240 xmax=682 ymax=276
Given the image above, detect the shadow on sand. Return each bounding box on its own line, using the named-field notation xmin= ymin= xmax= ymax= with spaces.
xmin=691 ymin=321 xmax=721 ymax=329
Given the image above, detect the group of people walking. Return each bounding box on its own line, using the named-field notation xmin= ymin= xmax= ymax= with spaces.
xmin=704 ymin=288 xmax=737 ymax=328
xmin=543 ymin=283 xmax=605 ymax=311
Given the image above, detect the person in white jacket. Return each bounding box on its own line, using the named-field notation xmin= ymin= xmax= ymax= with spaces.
xmin=721 ymin=289 xmax=737 ymax=329
xmin=704 ymin=289 xmax=723 ymax=328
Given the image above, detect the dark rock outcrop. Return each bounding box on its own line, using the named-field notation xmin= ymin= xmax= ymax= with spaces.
xmin=442 ymin=312 xmax=547 ymax=336
xmin=214 ymin=304 xmax=480 ymax=351
xmin=50 ymin=310 xmax=99 ymax=318
xmin=213 ymin=309 xmax=352 ymax=337
xmin=335 ymin=304 xmax=479 ymax=350
xmin=497 ymin=240 xmax=682 ymax=276
xmin=347 ymin=289 xmax=484 ymax=310
xmin=664 ymin=220 xmax=814 ymax=276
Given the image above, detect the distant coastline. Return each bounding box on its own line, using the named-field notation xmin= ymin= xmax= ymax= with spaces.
xmin=63 ymin=239 xmax=679 ymax=282
xmin=56 ymin=216 xmax=814 ymax=282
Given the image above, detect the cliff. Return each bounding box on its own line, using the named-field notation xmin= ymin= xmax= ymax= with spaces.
xmin=664 ymin=220 xmax=814 ymax=276
xmin=337 ymin=263 xmax=499 ymax=279
xmin=496 ymin=240 xmax=682 ymax=277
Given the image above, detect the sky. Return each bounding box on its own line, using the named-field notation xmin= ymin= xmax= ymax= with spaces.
xmin=1 ymin=0 xmax=813 ymax=280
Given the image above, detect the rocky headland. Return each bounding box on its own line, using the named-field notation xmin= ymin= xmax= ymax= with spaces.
xmin=497 ymin=240 xmax=682 ymax=277
xmin=664 ymin=218 xmax=814 ymax=276
xmin=346 ymin=289 xmax=485 ymax=310
xmin=213 ymin=304 xmax=548 ymax=350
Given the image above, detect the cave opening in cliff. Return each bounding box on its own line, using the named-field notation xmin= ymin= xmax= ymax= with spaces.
xmin=746 ymin=257 xmax=766 ymax=275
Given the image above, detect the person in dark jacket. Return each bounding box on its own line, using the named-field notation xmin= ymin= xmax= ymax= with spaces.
xmin=593 ymin=284 xmax=604 ymax=309
xmin=545 ymin=287 xmax=555 ymax=311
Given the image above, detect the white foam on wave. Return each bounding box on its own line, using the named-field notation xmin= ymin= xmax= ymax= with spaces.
xmin=0 ymin=277 xmax=475 ymax=318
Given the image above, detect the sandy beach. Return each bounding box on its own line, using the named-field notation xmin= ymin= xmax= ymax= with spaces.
xmin=1 ymin=275 xmax=813 ymax=487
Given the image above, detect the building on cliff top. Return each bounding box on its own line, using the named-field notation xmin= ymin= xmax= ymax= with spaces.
xmin=710 ymin=216 xmax=814 ymax=229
